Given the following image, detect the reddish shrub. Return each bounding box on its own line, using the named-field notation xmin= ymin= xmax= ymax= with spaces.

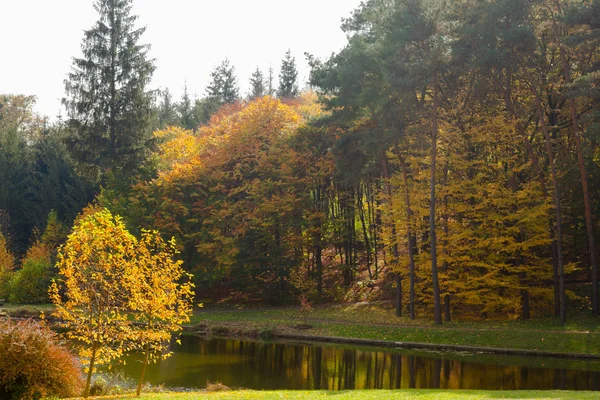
xmin=0 ymin=318 xmax=83 ymax=399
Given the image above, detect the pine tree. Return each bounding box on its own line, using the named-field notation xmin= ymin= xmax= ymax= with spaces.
xmin=206 ymin=59 xmax=240 ymax=105
xmin=177 ymin=84 xmax=200 ymax=130
xmin=158 ymin=88 xmax=178 ymax=128
xmin=63 ymin=0 xmax=155 ymax=182
xmin=249 ymin=67 xmax=266 ymax=99
xmin=278 ymin=50 xmax=299 ymax=99
xmin=267 ymin=65 xmax=276 ymax=96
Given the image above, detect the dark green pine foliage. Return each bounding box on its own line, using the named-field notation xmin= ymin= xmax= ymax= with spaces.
xmin=63 ymin=0 xmax=155 ymax=182
xmin=566 ymin=0 xmax=600 ymax=141
xmin=249 ymin=67 xmax=266 ymax=99
xmin=267 ymin=65 xmax=276 ymax=96
xmin=278 ymin=50 xmax=299 ymax=99
xmin=178 ymin=84 xmax=202 ymax=130
xmin=157 ymin=88 xmax=178 ymax=129
xmin=206 ymin=59 xmax=240 ymax=105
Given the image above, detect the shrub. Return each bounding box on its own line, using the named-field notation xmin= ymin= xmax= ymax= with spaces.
xmin=0 ymin=232 xmax=14 ymax=298
xmin=8 ymin=241 xmax=53 ymax=304
xmin=0 ymin=318 xmax=83 ymax=399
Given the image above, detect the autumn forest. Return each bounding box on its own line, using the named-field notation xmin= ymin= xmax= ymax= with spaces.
xmin=2 ymin=0 xmax=600 ymax=329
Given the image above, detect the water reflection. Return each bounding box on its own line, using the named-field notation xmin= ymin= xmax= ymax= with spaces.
xmin=116 ymin=335 xmax=600 ymax=391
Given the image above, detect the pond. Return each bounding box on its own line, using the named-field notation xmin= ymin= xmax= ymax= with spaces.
xmin=113 ymin=335 xmax=600 ymax=391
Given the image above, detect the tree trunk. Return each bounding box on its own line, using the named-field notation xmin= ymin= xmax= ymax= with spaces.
xmin=444 ymin=294 xmax=451 ymax=322
xmin=553 ymin=12 xmax=599 ymax=314
xmin=136 ymin=343 xmax=151 ymax=396
xmin=398 ymin=153 xmax=416 ymax=320
xmin=430 ymin=75 xmax=442 ymax=325
xmin=84 ymin=341 xmax=98 ymax=398
xmin=395 ymin=273 xmax=402 ymax=317
xmin=381 ymin=152 xmax=401 ymax=316
xmin=526 ymin=71 xmax=567 ymax=324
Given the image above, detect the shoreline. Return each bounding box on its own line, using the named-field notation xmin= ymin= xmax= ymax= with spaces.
xmin=183 ymin=324 xmax=600 ymax=360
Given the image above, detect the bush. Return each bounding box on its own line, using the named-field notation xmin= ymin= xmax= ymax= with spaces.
xmin=8 ymin=241 xmax=53 ymax=304
xmin=0 ymin=318 xmax=83 ymax=399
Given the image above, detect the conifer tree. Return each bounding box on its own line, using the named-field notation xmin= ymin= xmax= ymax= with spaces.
xmin=177 ymin=84 xmax=200 ymax=130
xmin=278 ymin=50 xmax=299 ymax=99
xmin=158 ymin=88 xmax=178 ymax=128
xmin=63 ymin=0 xmax=155 ymax=182
xmin=249 ymin=67 xmax=266 ymax=99
xmin=206 ymin=59 xmax=240 ymax=105
xmin=267 ymin=65 xmax=276 ymax=96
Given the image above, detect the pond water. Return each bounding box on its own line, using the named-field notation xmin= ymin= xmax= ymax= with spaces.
xmin=114 ymin=335 xmax=600 ymax=391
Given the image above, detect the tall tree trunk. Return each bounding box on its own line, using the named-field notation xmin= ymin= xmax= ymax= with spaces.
xmin=431 ymin=75 xmax=442 ymax=325
xmin=398 ymin=153 xmax=416 ymax=320
xmin=357 ymin=185 xmax=373 ymax=279
xmin=552 ymin=4 xmax=599 ymax=314
xmin=442 ymin=160 xmax=451 ymax=322
xmin=526 ymin=72 xmax=567 ymax=324
xmin=381 ymin=152 xmax=401 ymax=316
xmin=503 ymin=66 xmax=561 ymax=316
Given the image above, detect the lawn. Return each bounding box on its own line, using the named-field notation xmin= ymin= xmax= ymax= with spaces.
xmin=70 ymin=389 xmax=600 ymax=400
xmin=3 ymin=302 xmax=599 ymax=355
xmin=191 ymin=303 xmax=600 ymax=355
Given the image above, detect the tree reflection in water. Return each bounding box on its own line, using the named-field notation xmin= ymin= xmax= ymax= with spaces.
xmin=114 ymin=336 xmax=600 ymax=391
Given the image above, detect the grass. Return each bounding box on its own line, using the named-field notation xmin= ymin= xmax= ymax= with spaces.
xmin=191 ymin=303 xmax=600 ymax=355
xmin=70 ymin=389 xmax=600 ymax=400
xmin=3 ymin=302 xmax=599 ymax=355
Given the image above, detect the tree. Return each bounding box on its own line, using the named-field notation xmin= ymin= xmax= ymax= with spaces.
xmin=126 ymin=229 xmax=194 ymax=396
xmin=0 ymin=232 xmax=14 ymax=298
xmin=267 ymin=65 xmax=276 ymax=96
xmin=278 ymin=50 xmax=299 ymax=99
xmin=249 ymin=67 xmax=266 ymax=99
xmin=177 ymin=84 xmax=202 ymax=131
xmin=50 ymin=207 xmax=138 ymax=398
xmin=63 ymin=0 xmax=155 ymax=182
xmin=206 ymin=59 xmax=240 ymax=105
xmin=157 ymin=88 xmax=178 ymax=129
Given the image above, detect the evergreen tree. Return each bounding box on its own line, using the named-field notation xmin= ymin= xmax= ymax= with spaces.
xmin=63 ymin=0 xmax=155 ymax=182
xmin=249 ymin=67 xmax=266 ymax=99
xmin=278 ymin=50 xmax=299 ymax=99
xmin=177 ymin=84 xmax=200 ymax=130
xmin=206 ymin=59 xmax=240 ymax=105
xmin=267 ymin=65 xmax=276 ymax=96
xmin=158 ymin=88 xmax=178 ymax=128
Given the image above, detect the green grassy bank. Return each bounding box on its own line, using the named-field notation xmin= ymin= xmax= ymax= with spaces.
xmin=72 ymin=389 xmax=599 ymax=400
xmin=192 ymin=303 xmax=600 ymax=355
xmin=3 ymin=302 xmax=600 ymax=355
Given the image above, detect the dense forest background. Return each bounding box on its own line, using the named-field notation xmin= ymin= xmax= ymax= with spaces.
xmin=1 ymin=0 xmax=600 ymax=324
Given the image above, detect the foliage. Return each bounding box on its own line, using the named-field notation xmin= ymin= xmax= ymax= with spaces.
xmin=0 ymin=318 xmax=83 ymax=400
xmin=8 ymin=240 xmax=53 ymax=304
xmin=206 ymin=59 xmax=240 ymax=106
xmin=126 ymin=229 xmax=194 ymax=395
xmin=63 ymin=0 xmax=155 ymax=182
xmin=278 ymin=50 xmax=299 ymax=99
xmin=249 ymin=67 xmax=266 ymax=99
xmin=0 ymin=232 xmax=14 ymax=298
xmin=50 ymin=207 xmax=138 ymax=397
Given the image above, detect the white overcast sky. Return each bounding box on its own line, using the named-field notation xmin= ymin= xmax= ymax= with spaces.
xmin=0 ymin=0 xmax=363 ymax=120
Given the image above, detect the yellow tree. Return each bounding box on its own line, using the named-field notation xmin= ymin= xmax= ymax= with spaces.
xmin=126 ymin=229 xmax=194 ymax=396
xmin=0 ymin=232 xmax=14 ymax=298
xmin=49 ymin=207 xmax=137 ymax=398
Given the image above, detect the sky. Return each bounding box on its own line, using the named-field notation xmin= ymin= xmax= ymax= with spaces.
xmin=0 ymin=0 xmax=363 ymax=121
